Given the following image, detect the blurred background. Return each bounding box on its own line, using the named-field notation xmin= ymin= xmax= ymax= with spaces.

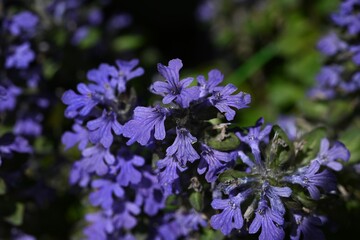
xmin=2 ymin=0 xmax=345 ymax=239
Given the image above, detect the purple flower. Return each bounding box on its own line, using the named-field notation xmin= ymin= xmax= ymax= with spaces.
xmin=208 ymin=83 xmax=251 ymax=121
xmin=236 ymin=117 xmax=272 ymax=160
xmin=197 ymin=69 xmax=224 ymax=97
xmin=123 ymin=105 xmax=168 ymax=146
xmin=86 ymin=63 xmax=118 ymax=101
xmin=111 ymin=59 xmax=144 ymax=93
xmin=13 ymin=115 xmax=43 ymax=137
xmin=62 ymin=123 xmax=89 ymax=150
xmin=11 ymin=228 xmax=36 ymax=240
xmin=84 ymin=212 xmax=114 ymax=240
xmin=151 ymin=58 xmax=199 ymax=108
xmin=331 ymin=0 xmax=360 ymax=35
xmin=249 ymin=199 xmax=285 ymax=240
xmin=0 ymin=84 xmax=21 ymax=112
xmin=312 ymin=138 xmax=350 ymax=171
xmin=78 ymin=144 xmax=115 ymax=176
xmin=69 ymin=161 xmax=91 ymax=187
xmin=89 ymin=179 xmax=124 ymax=209
xmin=262 ymin=181 xmax=292 ymax=215
xmin=112 ymin=201 xmax=141 ymax=230
xmin=166 ymin=128 xmax=200 ymax=166
xmin=6 ymin=11 xmax=39 ymax=37
xmin=210 ymin=190 xmax=250 ymax=235
xmin=113 ymin=150 xmax=145 ymax=186
xmin=134 ymin=171 xmax=166 ymax=216
xmin=71 ymin=26 xmax=89 ymax=45
xmin=277 ymin=116 xmax=298 ymax=141
xmin=197 ymin=143 xmax=232 ymax=182
xmin=157 ymin=154 xmax=187 ymax=195
xmin=87 ymin=110 xmax=122 ymax=148
xmin=317 ymin=32 xmax=347 ymax=56
xmin=0 ymin=133 xmax=32 ymax=165
xmin=88 ymin=8 xmax=103 ymax=26
xmin=6 ymin=43 xmax=35 ymax=69
xmin=284 ymin=161 xmax=336 ymax=200
xmin=61 ymin=83 xmax=101 ymax=118
xmin=290 ymin=213 xmax=325 ymax=240
xmin=340 ymin=72 xmax=360 ymax=92
xmin=157 ymin=214 xmax=183 ymax=240
xmin=180 ymin=209 xmax=207 ymax=233
xmin=316 ymin=65 xmax=343 ymax=87
xmin=107 ymin=14 xmax=132 ymax=31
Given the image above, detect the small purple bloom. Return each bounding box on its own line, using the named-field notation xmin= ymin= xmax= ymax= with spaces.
xmin=331 ymin=0 xmax=360 ymax=35
xmin=290 ymin=213 xmax=325 ymax=240
xmin=84 ymin=212 xmax=114 ymax=240
xmin=210 ymin=191 xmax=250 ymax=235
xmin=71 ymin=26 xmax=89 ymax=45
xmin=249 ymin=199 xmax=285 ymax=240
xmin=284 ymin=161 xmax=336 ymax=200
xmin=89 ymin=179 xmax=124 ymax=209
xmin=197 ymin=143 xmax=232 ymax=182
xmin=13 ymin=115 xmax=43 ymax=137
xmin=62 ymin=123 xmax=89 ymax=150
xmin=69 ymin=161 xmax=91 ymax=187
xmin=6 ymin=43 xmax=35 ymax=69
xmin=78 ymin=144 xmax=115 ymax=176
xmin=151 ymin=58 xmax=199 ymax=108
xmin=135 ymin=171 xmax=166 ymax=216
xmin=277 ymin=116 xmax=298 ymax=141
xmin=107 ymin=13 xmax=132 ymax=31
xmin=87 ymin=110 xmax=122 ymax=148
xmin=11 ymin=228 xmax=36 ymax=240
xmin=6 ymin=11 xmax=39 ymax=37
xmin=236 ymin=117 xmax=272 ymax=160
xmin=157 ymin=154 xmax=187 ymax=195
xmin=112 ymin=59 xmax=144 ymax=93
xmin=0 ymin=134 xmax=32 ymax=165
xmin=113 ymin=149 xmax=145 ymax=186
xmin=166 ymin=127 xmax=200 ymax=166
xmin=0 ymin=84 xmax=21 ymax=112
xmin=316 ymin=65 xmax=343 ymax=87
xmin=312 ymin=138 xmax=350 ymax=171
xmin=197 ymin=69 xmax=224 ymax=97
xmin=123 ymin=105 xmax=168 ymax=146
xmin=88 ymin=8 xmax=103 ymax=26
xmin=208 ymin=83 xmax=251 ymax=121
xmin=112 ymin=201 xmax=141 ymax=230
xmin=262 ymin=181 xmax=292 ymax=215
xmin=61 ymin=83 xmax=101 ymax=118
xmin=317 ymin=32 xmax=347 ymax=56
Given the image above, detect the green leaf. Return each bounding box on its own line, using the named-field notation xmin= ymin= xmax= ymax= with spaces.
xmin=294 ymin=192 xmax=317 ymax=209
xmin=4 ymin=203 xmax=24 ymax=226
xmin=112 ymin=35 xmax=144 ymax=52
xmin=218 ymin=169 xmax=248 ymax=183
xmin=189 ymin=192 xmax=203 ymax=212
xmin=225 ymin=42 xmax=278 ymax=86
xmin=207 ymin=132 xmax=241 ymax=151
xmin=0 ymin=178 xmax=6 ymax=195
xmin=339 ymin=126 xmax=360 ymax=164
xmin=296 ymin=127 xmax=327 ymax=166
xmin=266 ymin=125 xmax=295 ymax=169
xmin=200 ymin=228 xmax=225 ymax=240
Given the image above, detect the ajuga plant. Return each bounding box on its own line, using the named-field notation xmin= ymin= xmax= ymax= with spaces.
xmin=1 ymin=1 xmax=136 ymax=239
xmin=1 ymin=8 xmax=45 ymax=238
xmin=304 ymin=0 xmax=360 ymax=237
xmin=62 ymin=57 xmax=350 ymax=240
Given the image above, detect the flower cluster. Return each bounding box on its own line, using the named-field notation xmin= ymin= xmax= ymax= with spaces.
xmin=210 ymin=120 xmax=350 ymax=239
xmin=61 ymin=56 xmax=353 ymax=239
xmin=309 ymin=0 xmax=360 ymax=99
